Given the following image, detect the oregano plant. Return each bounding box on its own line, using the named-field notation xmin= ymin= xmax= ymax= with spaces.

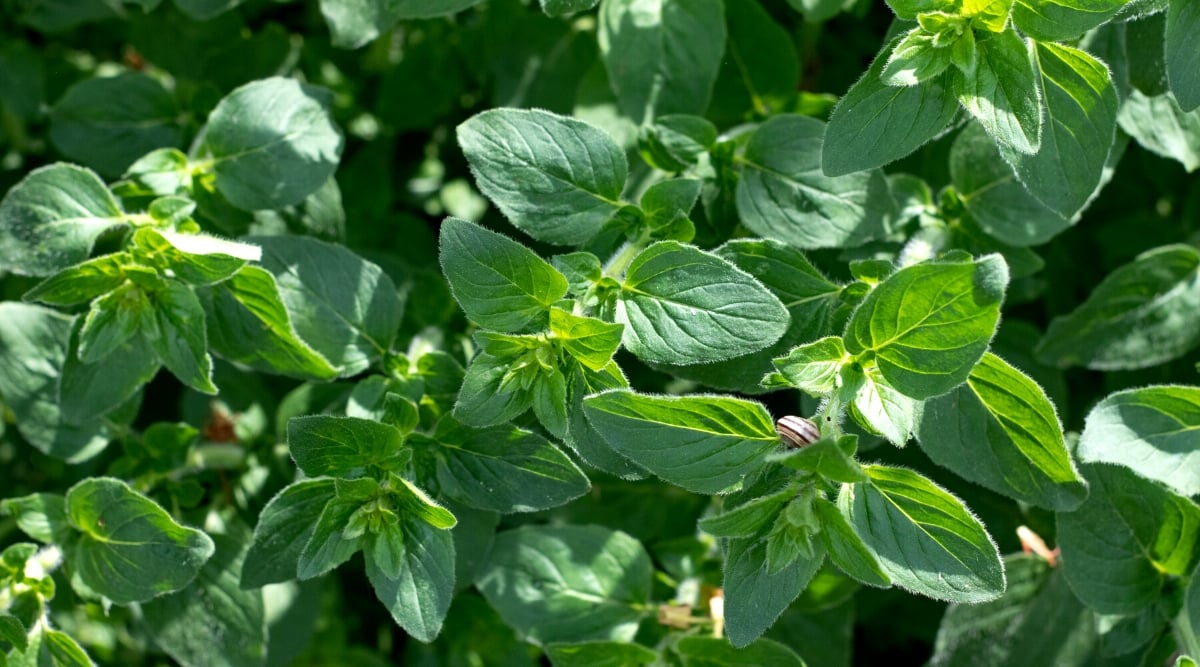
xmin=1 ymin=0 xmax=1199 ymax=665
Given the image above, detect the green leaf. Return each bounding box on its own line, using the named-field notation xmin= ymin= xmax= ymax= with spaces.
xmin=1077 ymin=385 xmax=1200 ymax=498
xmin=0 ymin=494 xmax=69 ymax=545
xmin=598 ymin=0 xmax=726 ymax=124
xmin=428 ymin=420 xmax=590 ymax=513
xmin=59 ymin=321 xmax=159 ymax=424
xmin=768 ymin=336 xmax=848 ymax=395
xmin=565 ymin=363 xmax=646 ymax=479
xmin=886 ymin=0 xmax=955 ymax=17
xmin=366 ymin=518 xmax=456 ymax=643
xmin=964 ymin=0 xmax=1016 ymax=31
xmin=318 ymin=0 xmax=483 ymax=48
xmin=663 ymin=239 xmax=842 ymax=394
xmin=711 ymin=0 xmax=800 ymax=121
xmin=21 ymin=254 xmax=127 ymax=306
xmin=287 ymin=415 xmax=407 ymax=478
xmin=533 ymin=367 xmax=569 ymax=438
xmin=822 ymin=37 xmax=959 ymax=176
xmin=1167 ymin=0 xmax=1200 ymax=111
xmin=996 ymin=43 xmax=1118 ymax=218
xmin=1117 ymin=88 xmax=1200 ymax=172
xmin=453 ymin=352 xmax=535 ymax=427
xmin=133 ymin=227 xmax=256 ymax=286
xmin=1181 ymin=562 xmax=1200 ymax=665
xmin=582 ymin=390 xmax=778 ymax=494
xmin=699 ymin=486 xmax=796 ymax=538
xmin=296 ymin=477 xmax=378 ymax=580
xmin=722 ymin=532 xmax=824 ymax=647
xmin=674 ymin=636 xmax=806 ymax=666
xmin=881 ymin=28 xmax=951 ymax=87
xmin=439 ymin=217 xmax=569 ymax=332
xmin=456 ymin=109 xmax=626 ymax=245
xmin=918 ymin=352 xmax=1087 ymax=510
xmin=197 ymin=77 xmax=343 ymax=211
xmin=950 ymin=122 xmax=1070 ymax=246
xmin=539 ymin=0 xmax=600 ymax=16
xmin=38 ymin=630 xmax=94 ymax=667
xmin=843 ymin=254 xmax=1008 ymax=399
xmin=1058 ymin=464 xmax=1200 ymax=614
xmin=475 ymin=525 xmax=653 ymax=645
xmin=550 ymin=309 xmax=624 ymax=372
xmin=637 ymin=115 xmax=717 ymax=172
xmin=49 ymin=72 xmax=181 ymax=177
xmin=199 ymin=265 xmax=339 ymax=381
xmin=0 ymin=614 xmax=27 ymax=652
xmin=149 ymin=281 xmax=216 ymax=394
xmin=546 ymin=641 xmax=657 ymax=667
xmin=617 ymin=241 xmax=789 ymax=365
xmin=843 ymin=465 xmax=1005 ymax=603
xmin=0 ymin=304 xmax=112 ymax=462
xmin=955 ymin=30 xmax=1042 ymax=155
xmin=769 ymin=436 xmax=868 ymax=484
xmin=1012 ymin=0 xmax=1127 ymax=42
xmin=242 ymin=479 xmax=336 ymax=589
xmin=0 ymin=164 xmax=128 ymax=277
xmin=813 ymin=497 xmax=890 ymax=587
xmin=1035 ymin=244 xmax=1200 ymax=370
xmin=142 ymin=529 xmax=267 ymax=667
xmin=848 ymin=364 xmax=923 ymax=446
xmin=640 ymin=178 xmax=700 ymax=238
xmin=738 ymin=114 xmax=892 ymax=249
xmin=391 ymin=476 xmax=457 ymax=530
xmin=77 ymin=283 xmax=152 ymax=364
xmin=65 ymin=477 xmax=214 ymax=604
xmin=251 ymin=235 xmax=402 ymax=377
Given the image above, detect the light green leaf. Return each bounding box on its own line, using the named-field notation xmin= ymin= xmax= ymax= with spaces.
xmin=533 ymin=368 xmax=569 ymax=438
xmin=197 ymin=77 xmax=343 ymax=211
xmin=142 ymin=529 xmax=267 ymax=667
xmin=0 ymin=614 xmax=27 ymax=652
xmin=738 ymin=114 xmax=893 ymax=249
xmin=392 ymin=476 xmax=457 ymax=530
xmin=964 ymin=0 xmax=1016 ymax=30
xmin=882 ymin=29 xmax=951 ymax=87
xmin=1117 ymin=89 xmax=1200 ymax=173
xmin=456 ymin=109 xmax=626 ymax=245
xmin=919 ymin=352 xmax=1087 ymax=510
xmin=319 ymin=0 xmax=483 ymax=48
xmin=550 ymin=309 xmax=624 ymax=372
xmin=1077 ymin=385 xmax=1200 ymax=497
xmin=598 ymin=0 xmax=725 ymax=124
xmin=1012 ymin=0 xmax=1128 ymax=42
xmin=0 ymin=494 xmax=69 ymax=545
xmin=428 ymin=420 xmax=590 ymax=513
xmin=0 ymin=304 xmax=111 ymax=462
xmin=950 ymin=122 xmax=1070 ymax=247
xmin=768 ymin=336 xmax=848 ymax=395
xmin=475 ymin=525 xmax=652 ymax=645
xmin=21 ymin=253 xmax=127 ymax=306
xmin=65 ymin=477 xmax=215 ymax=604
xmin=582 ymin=390 xmax=778 ymax=494
xmin=640 ymin=178 xmax=700 ymax=238
xmin=38 ymin=630 xmax=94 ymax=667
xmin=1181 ymin=562 xmax=1200 ymax=666
xmin=886 ymin=0 xmax=955 ymax=17
xmin=844 ymin=465 xmax=1005 ymax=603
xmin=129 ymin=227 xmax=253 ymax=287
xmin=77 ymin=283 xmax=151 ymax=364
xmin=49 ymin=72 xmax=181 ymax=177
xmin=0 ymin=164 xmax=128 ymax=277
xmin=1035 ymin=244 xmax=1200 ymax=370
xmin=150 ymin=281 xmax=216 ymax=395
xmin=843 ymin=254 xmax=1008 ymax=400
xmin=617 ymin=241 xmax=789 ymax=365
xmin=199 ymin=265 xmax=339 ymax=381
xmin=664 ymin=239 xmax=842 ymax=394
xmin=849 ymin=365 xmax=923 ymax=446
xmin=296 ymin=477 xmax=378 ymax=580
xmin=287 ymin=415 xmax=407 ymax=479
xmin=251 ymin=235 xmax=402 ymax=377
xmin=366 ymin=518 xmax=456 ymax=643
xmin=813 ymin=497 xmax=890 ymax=587
xmin=722 ymin=531 xmax=824 ymax=647
xmin=453 ymin=352 xmax=535 ymax=427
xmin=439 ymin=217 xmax=569 ymax=332
xmin=996 ymin=43 xmax=1118 ymax=219
xmin=1168 ymin=0 xmax=1200 ymax=111
xmin=956 ymin=29 xmax=1042 ymax=155
xmin=546 ymin=641 xmax=657 ymax=667
xmin=673 ymin=636 xmax=806 ymax=666
xmin=242 ymin=479 xmax=336 ymax=589
xmin=822 ymin=37 xmax=960 ymax=176
xmin=1058 ymin=464 xmax=1200 ymax=614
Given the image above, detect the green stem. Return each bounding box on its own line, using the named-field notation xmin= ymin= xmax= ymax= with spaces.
xmin=602 ymin=233 xmax=651 ymax=280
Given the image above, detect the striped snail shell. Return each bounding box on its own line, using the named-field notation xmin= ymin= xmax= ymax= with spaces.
xmin=776 ymin=415 xmax=821 ymax=449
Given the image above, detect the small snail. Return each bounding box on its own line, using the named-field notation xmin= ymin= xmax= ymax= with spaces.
xmin=775 ymin=415 xmax=821 ymax=449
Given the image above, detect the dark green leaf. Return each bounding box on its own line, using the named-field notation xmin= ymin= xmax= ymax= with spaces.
xmin=638 ymin=115 xmax=717 ymax=172
xmin=699 ymin=486 xmax=795 ymax=538
xmin=713 ymin=0 xmax=800 ymax=119
xmin=1034 ymin=244 xmax=1200 ymax=370
xmin=150 ymin=281 xmax=216 ymax=394
xmin=844 ymin=465 xmax=1005 ymax=603
xmin=813 ymin=497 xmax=890 ymax=587
xmin=564 ymin=363 xmax=646 ymax=479
xmin=1167 ymin=0 xmax=1200 ymax=111
xmin=475 ymin=525 xmax=653 ymax=645
xmin=918 ymin=352 xmax=1087 ymax=510
xmin=366 ymin=518 xmax=456 ymax=643
xmin=769 ymin=436 xmax=868 ymax=484
xmin=456 ymin=109 xmax=626 ymax=245
xmin=738 ymin=114 xmax=892 ymax=249
xmin=674 ymin=636 xmax=806 ymax=666
xmin=197 ymin=77 xmax=343 ymax=211
xmin=546 ymin=641 xmax=657 ymax=667
xmin=843 ymin=254 xmax=1008 ymax=399
xmin=1077 ymin=385 xmax=1200 ymax=497
xmin=59 ymin=322 xmax=159 ymax=424
xmin=242 ymin=479 xmax=336 ymax=589
xmin=0 ymin=494 xmax=69 ymax=545
xmin=722 ymin=532 xmax=824 ymax=647
xmin=65 ymin=477 xmax=214 ymax=604
xmin=598 ymin=0 xmax=726 ymax=124
xmin=319 ymin=0 xmax=484 ymax=48
xmin=539 ymin=0 xmax=600 ymax=16
xmin=296 ymin=477 xmax=377 ymax=580
xmin=618 ymin=241 xmax=789 ymax=365
xmin=288 ymin=415 xmax=407 ymax=478
xmin=453 ymin=352 xmax=535 ymax=427
xmin=582 ymin=390 xmax=778 ymax=494
xmin=39 ymin=630 xmax=93 ymax=667
xmin=21 ymin=254 xmax=127 ymax=306
xmin=439 ymin=217 xmax=569 ymax=332
xmin=0 ymin=614 xmax=27 ymax=652
xmin=0 ymin=164 xmax=128 ymax=277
